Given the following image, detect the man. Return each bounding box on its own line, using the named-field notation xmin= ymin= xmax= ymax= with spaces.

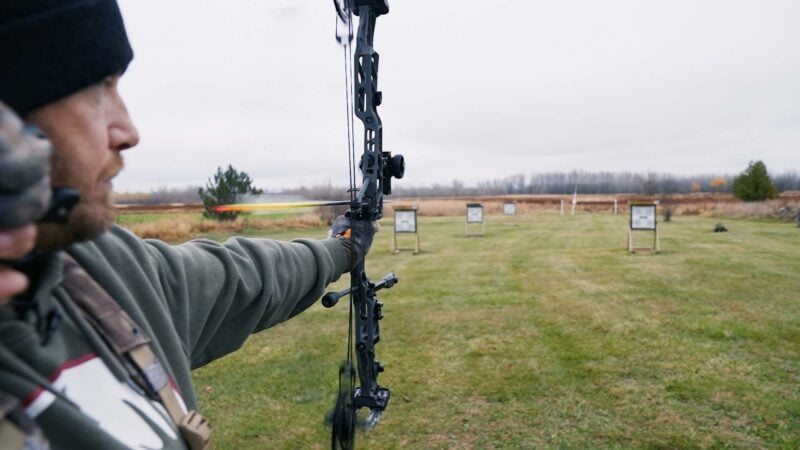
xmin=0 ymin=0 xmax=370 ymax=448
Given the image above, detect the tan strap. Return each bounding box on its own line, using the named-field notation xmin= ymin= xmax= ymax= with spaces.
xmin=0 ymin=393 xmax=26 ymax=450
xmin=129 ymin=347 xmax=212 ymax=449
xmin=60 ymin=256 xmax=213 ymax=450
xmin=180 ymin=411 xmax=214 ymax=450
xmin=0 ymin=420 xmax=27 ymax=450
xmin=0 ymin=393 xmax=48 ymax=450
xmin=128 ymin=346 xmax=184 ymax=424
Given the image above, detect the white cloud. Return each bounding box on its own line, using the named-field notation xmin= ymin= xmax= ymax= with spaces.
xmin=115 ymin=0 xmax=800 ymax=192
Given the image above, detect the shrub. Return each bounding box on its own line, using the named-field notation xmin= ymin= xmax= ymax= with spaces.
xmin=732 ymin=161 xmax=779 ymax=202
xmin=198 ymin=165 xmax=263 ymax=221
xmin=662 ymin=203 xmax=674 ymax=222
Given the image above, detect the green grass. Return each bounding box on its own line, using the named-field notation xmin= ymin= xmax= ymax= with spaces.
xmin=115 ymin=211 xmax=301 ymax=226
xmin=115 ymin=211 xmax=203 ymax=225
xmin=190 ymin=213 xmax=800 ymax=449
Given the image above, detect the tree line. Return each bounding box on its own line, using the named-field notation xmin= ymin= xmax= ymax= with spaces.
xmin=392 ymin=169 xmax=799 ymax=198
xmin=117 ymin=167 xmax=800 ymax=205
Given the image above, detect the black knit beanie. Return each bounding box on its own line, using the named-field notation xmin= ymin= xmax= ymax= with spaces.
xmin=0 ymin=0 xmax=134 ymax=116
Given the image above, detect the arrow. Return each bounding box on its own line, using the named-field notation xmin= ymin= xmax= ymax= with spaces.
xmin=213 ymin=200 xmax=351 ymax=213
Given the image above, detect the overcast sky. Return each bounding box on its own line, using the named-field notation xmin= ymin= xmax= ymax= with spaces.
xmin=114 ymin=0 xmax=800 ymax=192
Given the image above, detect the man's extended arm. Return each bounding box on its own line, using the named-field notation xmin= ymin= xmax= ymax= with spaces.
xmin=68 ymin=226 xmax=350 ymax=369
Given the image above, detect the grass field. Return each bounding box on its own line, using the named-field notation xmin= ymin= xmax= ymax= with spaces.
xmin=187 ymin=212 xmax=800 ymax=449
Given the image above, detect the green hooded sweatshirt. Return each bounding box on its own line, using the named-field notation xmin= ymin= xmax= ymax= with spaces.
xmin=0 ymin=225 xmax=349 ymax=449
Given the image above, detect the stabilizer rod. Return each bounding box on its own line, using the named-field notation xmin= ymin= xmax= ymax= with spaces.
xmin=321 ymin=272 xmax=398 ymax=308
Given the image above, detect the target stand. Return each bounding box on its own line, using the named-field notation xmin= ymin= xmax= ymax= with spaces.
xmin=465 ymin=203 xmax=485 ymax=237
xmin=627 ymin=203 xmax=660 ymax=253
xmin=392 ymin=207 xmax=420 ymax=254
xmin=502 ymin=201 xmax=519 ymax=226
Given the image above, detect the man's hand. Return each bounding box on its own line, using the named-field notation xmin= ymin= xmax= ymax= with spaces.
xmin=0 ymin=225 xmax=36 ymax=303
xmin=330 ymin=215 xmax=379 ymax=270
xmin=0 ymin=102 xmax=52 ymax=303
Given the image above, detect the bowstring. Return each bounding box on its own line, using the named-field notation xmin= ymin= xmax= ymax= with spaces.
xmin=338 ymin=3 xmax=357 ymax=204
xmin=336 ymin=0 xmax=358 ymax=428
xmin=344 ymin=4 xmax=357 ymax=414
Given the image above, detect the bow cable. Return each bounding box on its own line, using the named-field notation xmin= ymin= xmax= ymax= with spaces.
xmin=333 ymin=2 xmax=358 ymax=448
xmin=335 ymin=0 xmax=358 ymax=201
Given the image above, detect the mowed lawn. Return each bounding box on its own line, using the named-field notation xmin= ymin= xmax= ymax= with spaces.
xmin=190 ymin=212 xmax=800 ymax=449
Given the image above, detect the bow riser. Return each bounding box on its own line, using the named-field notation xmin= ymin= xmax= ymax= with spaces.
xmin=353 ymin=6 xmax=384 ymax=221
xmin=351 ymin=266 xmax=389 ymax=414
xmin=325 ymin=1 xmax=402 ymax=447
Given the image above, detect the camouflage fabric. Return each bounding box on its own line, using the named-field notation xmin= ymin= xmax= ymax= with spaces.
xmin=0 ymin=103 xmax=51 ymax=228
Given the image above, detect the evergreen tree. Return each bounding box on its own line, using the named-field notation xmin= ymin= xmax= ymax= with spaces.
xmin=732 ymin=161 xmax=779 ymax=201
xmin=198 ymin=165 xmax=263 ymax=220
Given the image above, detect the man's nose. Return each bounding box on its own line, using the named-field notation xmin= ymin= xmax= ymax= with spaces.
xmin=109 ymin=95 xmax=139 ymax=151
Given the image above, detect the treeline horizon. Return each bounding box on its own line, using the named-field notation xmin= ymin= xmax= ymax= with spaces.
xmin=114 ymin=170 xmax=800 ymax=204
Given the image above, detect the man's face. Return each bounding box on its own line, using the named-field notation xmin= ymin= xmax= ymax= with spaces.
xmin=26 ymin=74 xmax=139 ymax=248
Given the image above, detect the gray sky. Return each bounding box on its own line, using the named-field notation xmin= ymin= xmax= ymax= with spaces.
xmin=114 ymin=0 xmax=800 ymax=192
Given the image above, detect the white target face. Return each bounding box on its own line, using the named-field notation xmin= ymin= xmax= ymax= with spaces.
xmin=631 ymin=205 xmax=656 ymax=230
xmin=394 ymin=210 xmax=417 ymax=233
xmin=503 ymin=203 xmax=516 ymax=215
xmin=466 ymin=206 xmax=484 ymax=223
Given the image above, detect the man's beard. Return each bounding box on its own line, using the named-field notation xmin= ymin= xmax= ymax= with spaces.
xmin=36 ymin=154 xmax=124 ymax=251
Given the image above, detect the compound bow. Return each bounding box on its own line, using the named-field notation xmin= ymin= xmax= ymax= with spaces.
xmin=322 ymin=1 xmax=404 ymax=448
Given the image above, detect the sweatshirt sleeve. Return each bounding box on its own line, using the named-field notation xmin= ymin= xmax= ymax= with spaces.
xmin=69 ymin=225 xmax=350 ymax=369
